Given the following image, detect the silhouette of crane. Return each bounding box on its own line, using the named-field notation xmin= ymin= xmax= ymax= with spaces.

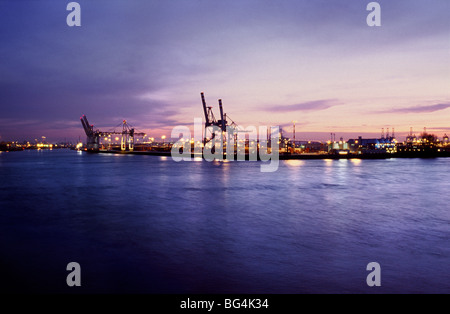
xmin=80 ymin=115 xmax=145 ymax=151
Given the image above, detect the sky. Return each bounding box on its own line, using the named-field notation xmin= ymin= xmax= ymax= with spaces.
xmin=0 ymin=0 xmax=449 ymax=142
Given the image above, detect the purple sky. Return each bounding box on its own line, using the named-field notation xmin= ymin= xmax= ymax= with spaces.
xmin=0 ymin=0 xmax=449 ymax=142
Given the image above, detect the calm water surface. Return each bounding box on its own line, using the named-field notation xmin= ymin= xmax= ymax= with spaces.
xmin=0 ymin=149 xmax=449 ymax=293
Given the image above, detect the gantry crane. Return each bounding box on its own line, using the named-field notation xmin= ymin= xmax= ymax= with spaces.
xmin=201 ymin=92 xmax=224 ymax=144
xmin=80 ymin=115 xmax=146 ymax=151
xmin=119 ymin=119 xmax=146 ymax=151
xmin=80 ymin=115 xmax=101 ymax=151
xmin=200 ymin=92 xmax=253 ymax=157
xmin=201 ymin=92 xmax=249 ymax=144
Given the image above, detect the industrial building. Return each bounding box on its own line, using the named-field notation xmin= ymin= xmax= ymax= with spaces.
xmin=347 ymin=136 xmax=397 ymax=154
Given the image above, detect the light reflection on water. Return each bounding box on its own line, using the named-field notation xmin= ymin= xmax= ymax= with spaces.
xmin=0 ymin=149 xmax=449 ymax=293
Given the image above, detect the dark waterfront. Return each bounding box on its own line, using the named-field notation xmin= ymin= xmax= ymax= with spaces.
xmin=0 ymin=149 xmax=449 ymax=293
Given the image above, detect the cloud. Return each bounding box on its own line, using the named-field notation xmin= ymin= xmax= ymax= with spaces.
xmin=263 ymin=99 xmax=340 ymax=113
xmin=1 ymin=1 xmax=449 ymax=141
xmin=379 ymin=103 xmax=450 ymax=114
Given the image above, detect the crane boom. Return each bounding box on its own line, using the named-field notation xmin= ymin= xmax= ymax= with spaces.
xmin=201 ymin=92 xmax=210 ymax=126
xmin=80 ymin=116 xmax=90 ymax=136
xmin=218 ymin=99 xmax=226 ymax=132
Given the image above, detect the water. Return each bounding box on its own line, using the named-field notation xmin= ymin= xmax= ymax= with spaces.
xmin=0 ymin=149 xmax=449 ymax=293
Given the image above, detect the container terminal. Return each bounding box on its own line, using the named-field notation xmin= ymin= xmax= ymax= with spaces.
xmin=4 ymin=93 xmax=448 ymax=159
xmin=70 ymin=93 xmax=450 ymax=160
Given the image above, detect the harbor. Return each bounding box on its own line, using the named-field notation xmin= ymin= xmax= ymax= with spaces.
xmin=72 ymin=93 xmax=450 ymax=161
xmin=1 ymin=0 xmax=449 ymax=298
xmin=3 ymin=93 xmax=449 ymax=161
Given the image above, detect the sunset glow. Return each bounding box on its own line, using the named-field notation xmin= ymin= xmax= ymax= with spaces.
xmin=0 ymin=0 xmax=448 ymax=142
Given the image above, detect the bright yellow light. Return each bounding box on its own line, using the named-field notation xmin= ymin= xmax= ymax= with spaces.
xmin=285 ymin=160 xmax=305 ymax=167
xmin=350 ymin=158 xmax=362 ymax=165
